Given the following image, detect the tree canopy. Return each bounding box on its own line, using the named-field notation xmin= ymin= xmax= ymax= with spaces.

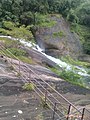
xmin=0 ymin=0 xmax=90 ymax=54
xmin=0 ymin=0 xmax=90 ymax=26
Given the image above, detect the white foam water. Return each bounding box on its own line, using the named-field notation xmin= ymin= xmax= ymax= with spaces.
xmin=0 ymin=35 xmax=90 ymax=77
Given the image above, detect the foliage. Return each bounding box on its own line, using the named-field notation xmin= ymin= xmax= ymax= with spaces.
xmin=0 ymin=37 xmax=20 ymax=48
xmin=50 ymin=66 xmax=84 ymax=87
xmin=80 ymin=76 xmax=90 ymax=89
xmin=20 ymin=11 xmax=34 ymax=25
xmin=71 ymin=23 xmax=90 ymax=55
xmin=75 ymin=1 xmax=90 ymax=26
xmin=0 ymin=0 xmax=90 ymax=55
xmin=0 ymin=0 xmax=89 ymax=27
xmin=61 ymin=56 xmax=90 ymax=68
xmin=83 ymin=41 xmax=90 ymax=54
xmin=0 ymin=28 xmax=10 ymax=35
xmin=7 ymin=48 xmax=27 ymax=57
xmin=10 ymin=25 xmax=33 ymax=40
xmin=0 ymin=37 xmax=35 ymax=64
xmin=59 ymin=70 xmax=82 ymax=83
xmin=2 ymin=21 xmax=15 ymax=30
xmin=0 ymin=21 xmax=33 ymax=40
xmin=67 ymin=9 xmax=79 ymax=23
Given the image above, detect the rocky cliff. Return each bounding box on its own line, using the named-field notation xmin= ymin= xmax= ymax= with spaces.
xmin=0 ymin=52 xmax=90 ymax=120
xmin=35 ymin=15 xmax=83 ymax=59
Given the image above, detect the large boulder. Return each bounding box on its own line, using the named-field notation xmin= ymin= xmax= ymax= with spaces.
xmin=35 ymin=15 xmax=83 ymax=59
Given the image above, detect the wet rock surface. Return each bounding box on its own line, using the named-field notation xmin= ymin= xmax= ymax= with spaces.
xmin=0 ymin=77 xmax=90 ymax=120
xmin=35 ymin=16 xmax=83 ymax=58
xmin=0 ymin=57 xmax=90 ymax=120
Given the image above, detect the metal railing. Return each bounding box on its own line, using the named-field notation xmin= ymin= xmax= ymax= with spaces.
xmin=0 ymin=43 xmax=90 ymax=120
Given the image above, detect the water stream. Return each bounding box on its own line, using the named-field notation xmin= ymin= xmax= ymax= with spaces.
xmin=0 ymin=35 xmax=90 ymax=88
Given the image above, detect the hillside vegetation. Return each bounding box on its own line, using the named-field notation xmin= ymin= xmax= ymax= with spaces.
xmin=0 ymin=1 xmax=90 ymax=119
xmin=0 ymin=0 xmax=90 ymax=55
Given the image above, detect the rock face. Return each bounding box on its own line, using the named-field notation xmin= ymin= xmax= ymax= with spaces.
xmin=0 ymin=54 xmax=90 ymax=120
xmin=78 ymin=54 xmax=90 ymax=62
xmin=35 ymin=15 xmax=83 ymax=58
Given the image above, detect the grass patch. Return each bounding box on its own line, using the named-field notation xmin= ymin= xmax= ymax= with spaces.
xmin=61 ymin=56 xmax=90 ymax=68
xmin=0 ymin=34 xmax=35 ymax=64
xmin=71 ymin=24 xmax=90 ymax=42
xmin=39 ymin=20 xmax=56 ymax=28
xmin=44 ymin=35 xmax=51 ymax=41
xmin=22 ymin=83 xmax=35 ymax=91
xmin=41 ymin=97 xmax=50 ymax=109
xmin=18 ymin=56 xmax=35 ymax=64
xmin=6 ymin=48 xmax=35 ymax=64
xmin=35 ymin=113 xmax=44 ymax=120
xmin=7 ymin=48 xmax=27 ymax=57
xmin=59 ymin=70 xmax=83 ymax=86
xmin=49 ymin=66 xmax=87 ymax=88
xmin=0 ymin=48 xmax=15 ymax=59
xmin=50 ymin=14 xmax=62 ymax=18
xmin=70 ymin=23 xmax=90 ymax=54
xmin=53 ymin=31 xmax=65 ymax=38
xmin=0 ymin=46 xmax=35 ymax=64
xmin=0 ymin=37 xmax=21 ymax=48
xmin=0 ymin=39 xmax=35 ymax=64
xmin=36 ymin=14 xmax=57 ymax=28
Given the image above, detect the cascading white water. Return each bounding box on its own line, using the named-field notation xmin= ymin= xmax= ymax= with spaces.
xmin=0 ymin=35 xmax=90 ymax=77
xmin=34 ymin=45 xmax=90 ymax=76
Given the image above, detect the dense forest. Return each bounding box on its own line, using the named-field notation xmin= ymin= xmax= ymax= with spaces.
xmin=0 ymin=0 xmax=90 ymax=54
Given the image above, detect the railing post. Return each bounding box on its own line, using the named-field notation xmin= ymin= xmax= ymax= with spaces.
xmin=19 ymin=60 xmax=20 ymax=74
xmin=81 ymin=108 xmax=85 ymax=120
xmin=11 ymin=57 xmax=12 ymax=64
xmin=52 ymin=102 xmax=57 ymax=120
xmin=29 ymin=70 xmax=31 ymax=82
xmin=67 ymin=104 xmax=71 ymax=120
xmin=45 ymin=86 xmax=47 ymax=105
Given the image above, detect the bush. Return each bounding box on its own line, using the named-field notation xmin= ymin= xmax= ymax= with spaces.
xmin=2 ymin=21 xmax=15 ymax=30
xmin=10 ymin=25 xmax=33 ymax=40
xmin=20 ymin=11 xmax=34 ymax=25
xmin=59 ymin=70 xmax=82 ymax=84
xmin=49 ymin=67 xmax=83 ymax=87
xmin=0 ymin=21 xmax=34 ymax=40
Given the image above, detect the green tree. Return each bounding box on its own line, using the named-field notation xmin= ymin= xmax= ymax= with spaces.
xmin=20 ymin=11 xmax=34 ymax=25
xmin=67 ymin=9 xmax=79 ymax=23
xmin=84 ymin=41 xmax=90 ymax=54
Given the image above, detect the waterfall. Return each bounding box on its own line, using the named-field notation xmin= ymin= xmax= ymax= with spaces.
xmin=0 ymin=35 xmax=90 ymax=77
